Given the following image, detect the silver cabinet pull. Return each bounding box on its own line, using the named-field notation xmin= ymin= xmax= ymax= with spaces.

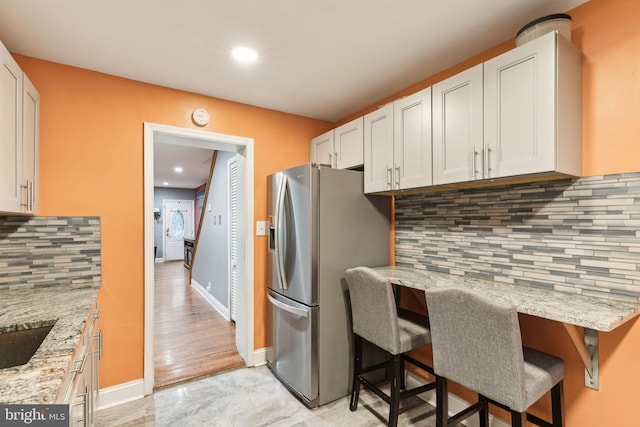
xmin=471 ymin=147 xmax=478 ymax=179
xmin=395 ymin=165 xmax=401 ymax=189
xmin=386 ymin=165 xmax=392 ymax=189
xmin=485 ymin=146 xmax=492 ymax=177
xmin=71 ymin=353 xmax=88 ymax=374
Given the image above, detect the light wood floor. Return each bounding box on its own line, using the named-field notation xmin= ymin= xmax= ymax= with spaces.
xmin=154 ymin=261 xmax=244 ymax=389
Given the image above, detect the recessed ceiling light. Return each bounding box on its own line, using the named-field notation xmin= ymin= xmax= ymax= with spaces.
xmin=174 ymin=167 xmax=183 ymax=173
xmin=232 ymin=47 xmax=258 ymax=63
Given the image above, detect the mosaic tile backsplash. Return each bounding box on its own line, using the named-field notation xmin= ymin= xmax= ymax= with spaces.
xmin=0 ymin=216 xmax=101 ymax=291
xmin=395 ymin=172 xmax=640 ymax=302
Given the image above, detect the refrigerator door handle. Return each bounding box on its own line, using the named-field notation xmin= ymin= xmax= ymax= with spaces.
xmin=267 ymin=292 xmax=309 ymax=318
xmin=275 ymin=174 xmax=289 ymax=290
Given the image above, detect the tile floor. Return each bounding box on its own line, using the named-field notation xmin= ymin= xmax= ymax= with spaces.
xmin=95 ymin=365 xmax=451 ymax=426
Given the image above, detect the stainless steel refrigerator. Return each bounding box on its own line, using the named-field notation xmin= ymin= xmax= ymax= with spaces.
xmin=266 ymin=163 xmax=390 ymax=407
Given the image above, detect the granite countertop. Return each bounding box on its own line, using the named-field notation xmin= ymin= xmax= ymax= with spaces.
xmin=373 ymin=266 xmax=640 ymax=332
xmin=0 ymin=282 xmax=100 ymax=404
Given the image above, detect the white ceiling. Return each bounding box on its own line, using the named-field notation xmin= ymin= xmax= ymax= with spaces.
xmin=0 ymin=0 xmax=588 ymax=188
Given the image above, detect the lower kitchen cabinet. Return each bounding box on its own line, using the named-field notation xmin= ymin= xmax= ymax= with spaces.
xmin=57 ymin=299 xmax=102 ymax=426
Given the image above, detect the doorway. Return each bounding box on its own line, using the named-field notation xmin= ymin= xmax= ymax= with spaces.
xmin=143 ymin=122 xmax=255 ymax=396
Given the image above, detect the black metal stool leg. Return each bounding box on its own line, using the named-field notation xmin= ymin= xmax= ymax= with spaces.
xmin=389 ymin=354 xmax=402 ymax=427
xmin=551 ymin=381 xmax=564 ymax=427
xmin=511 ymin=411 xmax=525 ymax=427
xmin=435 ymin=375 xmax=448 ymax=427
xmin=350 ymin=334 xmax=363 ymax=411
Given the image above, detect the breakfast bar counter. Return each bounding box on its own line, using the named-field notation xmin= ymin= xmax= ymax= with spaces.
xmin=372 ymin=265 xmax=640 ymax=389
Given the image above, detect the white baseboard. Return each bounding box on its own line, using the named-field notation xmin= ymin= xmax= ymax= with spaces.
xmin=191 ymin=279 xmax=230 ymax=320
xmin=154 ymin=257 xmax=165 ymax=263
xmin=252 ymin=347 xmax=268 ymax=366
xmin=406 ymin=372 xmax=509 ymax=427
xmin=97 ymin=379 xmax=145 ymax=411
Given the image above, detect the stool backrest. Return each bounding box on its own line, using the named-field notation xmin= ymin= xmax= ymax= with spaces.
xmin=346 ymin=267 xmax=400 ymax=354
xmin=425 ymin=288 xmax=527 ymax=411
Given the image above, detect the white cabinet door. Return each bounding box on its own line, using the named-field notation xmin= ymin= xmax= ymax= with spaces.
xmin=364 ymin=104 xmax=393 ymax=193
xmin=22 ymin=74 xmax=39 ymax=214
xmin=484 ymin=31 xmax=582 ymax=178
xmin=310 ymin=129 xmax=334 ymax=167
xmin=484 ymin=32 xmax=555 ymax=178
xmin=393 ymin=87 xmax=432 ymax=189
xmin=0 ymin=42 xmax=23 ymax=212
xmin=334 ymin=117 xmax=363 ymax=169
xmin=432 ymin=64 xmax=483 ymax=185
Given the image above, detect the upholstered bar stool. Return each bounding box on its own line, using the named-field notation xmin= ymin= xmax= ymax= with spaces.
xmin=424 ymin=288 xmax=565 ymax=427
xmin=345 ymin=266 xmax=436 ymax=427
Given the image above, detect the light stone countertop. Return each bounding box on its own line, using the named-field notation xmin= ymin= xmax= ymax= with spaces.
xmin=0 ymin=282 xmax=100 ymax=404
xmin=373 ymin=266 xmax=640 ymax=332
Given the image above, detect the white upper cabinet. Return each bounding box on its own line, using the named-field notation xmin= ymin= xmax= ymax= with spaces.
xmin=433 ymin=31 xmax=582 ymax=186
xmin=432 ymin=65 xmax=483 ymax=185
xmin=0 ymin=42 xmax=23 ymax=213
xmin=364 ymin=87 xmax=432 ymax=193
xmin=484 ymin=31 xmax=582 ymax=179
xmin=393 ymin=87 xmax=433 ymax=190
xmin=364 ymin=103 xmax=393 ymax=193
xmin=310 ymin=129 xmax=334 ymax=167
xmin=0 ymin=40 xmax=39 ymax=215
xmin=334 ymin=116 xmax=364 ymax=169
xmin=22 ymin=74 xmax=39 ymax=214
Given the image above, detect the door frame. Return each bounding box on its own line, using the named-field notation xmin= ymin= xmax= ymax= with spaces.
xmin=143 ymin=122 xmax=255 ymax=395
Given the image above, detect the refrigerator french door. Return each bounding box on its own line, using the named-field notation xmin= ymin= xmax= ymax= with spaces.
xmin=266 ymin=163 xmax=390 ymax=407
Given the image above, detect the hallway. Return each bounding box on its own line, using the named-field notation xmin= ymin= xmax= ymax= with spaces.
xmin=154 ymin=260 xmax=244 ymax=389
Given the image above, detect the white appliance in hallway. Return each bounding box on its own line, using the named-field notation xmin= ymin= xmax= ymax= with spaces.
xmin=267 ymin=163 xmax=390 ymax=407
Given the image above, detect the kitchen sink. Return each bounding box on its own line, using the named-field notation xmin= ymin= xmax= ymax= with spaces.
xmin=0 ymin=322 xmax=56 ymax=369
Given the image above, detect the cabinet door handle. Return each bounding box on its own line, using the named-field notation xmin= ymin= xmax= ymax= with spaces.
xmin=328 ymin=152 xmax=333 ymax=168
xmin=485 ymin=146 xmax=492 ymax=177
xmin=471 ymin=147 xmax=477 ymax=179
xmin=386 ymin=165 xmax=392 ymax=189
xmin=29 ymin=181 xmax=33 ymax=211
xmin=71 ymin=353 xmax=88 ymax=374
xmin=395 ymin=165 xmax=401 ymax=189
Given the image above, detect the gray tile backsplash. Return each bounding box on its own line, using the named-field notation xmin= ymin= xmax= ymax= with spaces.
xmin=395 ymin=172 xmax=640 ymax=302
xmin=0 ymin=216 xmax=101 ymax=291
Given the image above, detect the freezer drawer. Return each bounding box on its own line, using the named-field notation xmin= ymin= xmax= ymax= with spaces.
xmin=267 ymin=289 xmax=319 ymax=405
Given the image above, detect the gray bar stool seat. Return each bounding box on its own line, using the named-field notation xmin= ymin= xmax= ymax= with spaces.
xmin=424 ymin=288 xmax=565 ymax=427
xmin=346 ymin=266 xmax=436 ymax=427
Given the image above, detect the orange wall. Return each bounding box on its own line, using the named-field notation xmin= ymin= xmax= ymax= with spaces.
xmin=14 ymin=55 xmax=332 ymax=388
xmin=340 ymin=0 xmax=640 ymax=425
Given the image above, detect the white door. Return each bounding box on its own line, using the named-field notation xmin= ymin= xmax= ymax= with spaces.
xmin=163 ymin=199 xmax=194 ymax=261
xmin=228 ymin=154 xmax=247 ymax=361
